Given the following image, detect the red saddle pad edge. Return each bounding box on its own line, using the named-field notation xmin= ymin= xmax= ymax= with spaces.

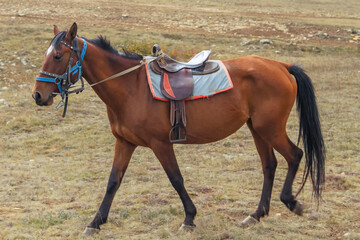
xmin=145 ymin=59 xmax=168 ymax=102
xmin=184 ymin=61 xmax=233 ymax=101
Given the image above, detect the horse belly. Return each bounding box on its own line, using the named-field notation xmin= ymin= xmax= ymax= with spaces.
xmin=184 ymin=93 xmax=248 ymax=144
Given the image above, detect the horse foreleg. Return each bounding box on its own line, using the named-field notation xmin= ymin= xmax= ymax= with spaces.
xmin=152 ymin=141 xmax=197 ymax=230
xmin=241 ymin=120 xmax=278 ymax=227
xmin=84 ymin=138 xmax=136 ymax=234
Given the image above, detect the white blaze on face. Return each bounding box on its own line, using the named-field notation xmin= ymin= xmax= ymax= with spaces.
xmin=46 ymin=44 xmax=54 ymax=56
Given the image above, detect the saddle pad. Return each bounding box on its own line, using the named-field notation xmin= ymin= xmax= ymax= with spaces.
xmin=145 ymin=57 xmax=233 ymax=101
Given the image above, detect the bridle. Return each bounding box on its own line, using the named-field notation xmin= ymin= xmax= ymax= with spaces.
xmin=36 ymin=37 xmax=162 ymax=117
xmin=36 ymin=37 xmax=87 ymax=117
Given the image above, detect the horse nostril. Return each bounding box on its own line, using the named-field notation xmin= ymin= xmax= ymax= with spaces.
xmin=33 ymin=91 xmax=42 ymax=105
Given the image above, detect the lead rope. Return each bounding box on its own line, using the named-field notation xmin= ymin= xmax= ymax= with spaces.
xmin=70 ymin=55 xmax=163 ymax=91
xmin=62 ymin=55 xmax=162 ymax=117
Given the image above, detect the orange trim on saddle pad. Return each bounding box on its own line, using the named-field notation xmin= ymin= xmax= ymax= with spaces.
xmin=145 ymin=58 xmax=167 ymax=101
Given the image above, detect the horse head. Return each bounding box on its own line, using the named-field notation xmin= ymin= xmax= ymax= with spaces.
xmin=32 ymin=23 xmax=80 ymax=106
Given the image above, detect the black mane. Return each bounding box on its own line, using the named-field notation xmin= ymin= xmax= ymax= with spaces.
xmin=50 ymin=32 xmax=143 ymax=60
xmin=87 ymin=35 xmax=143 ymax=60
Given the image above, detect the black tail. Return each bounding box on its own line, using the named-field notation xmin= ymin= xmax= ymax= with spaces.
xmin=288 ymin=65 xmax=325 ymax=202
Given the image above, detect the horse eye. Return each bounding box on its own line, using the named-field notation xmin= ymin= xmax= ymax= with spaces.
xmin=54 ymin=55 xmax=62 ymax=60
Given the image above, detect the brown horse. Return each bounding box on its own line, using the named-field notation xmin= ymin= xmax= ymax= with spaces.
xmin=32 ymin=23 xmax=325 ymax=234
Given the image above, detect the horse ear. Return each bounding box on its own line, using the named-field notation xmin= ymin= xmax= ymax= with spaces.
xmin=65 ymin=22 xmax=77 ymax=41
xmin=53 ymin=25 xmax=60 ymax=35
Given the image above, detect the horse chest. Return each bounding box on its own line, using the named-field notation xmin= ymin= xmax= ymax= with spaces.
xmin=109 ymin=118 xmax=148 ymax=146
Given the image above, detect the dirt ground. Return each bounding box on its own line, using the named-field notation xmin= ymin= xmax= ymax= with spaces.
xmin=0 ymin=0 xmax=360 ymax=239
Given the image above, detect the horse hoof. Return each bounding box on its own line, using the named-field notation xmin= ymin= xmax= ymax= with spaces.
xmin=240 ymin=215 xmax=259 ymax=228
xmin=83 ymin=227 xmax=100 ymax=235
xmin=293 ymin=200 xmax=303 ymax=216
xmin=178 ymin=223 xmax=196 ymax=232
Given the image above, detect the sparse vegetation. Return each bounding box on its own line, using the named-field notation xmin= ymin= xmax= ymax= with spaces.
xmin=1 ymin=0 xmax=360 ymax=239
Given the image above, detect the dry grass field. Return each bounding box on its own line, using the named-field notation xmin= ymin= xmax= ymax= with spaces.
xmin=0 ymin=0 xmax=360 ymax=239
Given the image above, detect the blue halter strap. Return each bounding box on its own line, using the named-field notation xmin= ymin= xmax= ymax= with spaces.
xmin=35 ymin=37 xmax=87 ymax=99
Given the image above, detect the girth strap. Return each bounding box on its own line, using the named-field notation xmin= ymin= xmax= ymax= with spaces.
xmin=169 ymin=100 xmax=187 ymax=143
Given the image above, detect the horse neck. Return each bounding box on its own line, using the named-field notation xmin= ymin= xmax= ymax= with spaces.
xmin=81 ymin=43 xmax=142 ymax=109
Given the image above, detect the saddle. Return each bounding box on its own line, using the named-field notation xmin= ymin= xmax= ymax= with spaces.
xmin=150 ymin=44 xmax=220 ymax=143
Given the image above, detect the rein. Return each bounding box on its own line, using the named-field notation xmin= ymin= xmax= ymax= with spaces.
xmin=36 ymin=37 xmax=161 ymax=117
xmin=78 ymin=57 xmax=158 ymax=89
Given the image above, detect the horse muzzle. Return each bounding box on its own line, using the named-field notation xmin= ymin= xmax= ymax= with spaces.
xmin=32 ymin=91 xmax=54 ymax=106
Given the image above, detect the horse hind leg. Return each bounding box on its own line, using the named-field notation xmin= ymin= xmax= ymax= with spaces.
xmin=275 ymin=136 xmax=304 ymax=215
xmin=241 ymin=119 xmax=278 ymax=227
xmin=249 ymin=117 xmax=304 ymax=217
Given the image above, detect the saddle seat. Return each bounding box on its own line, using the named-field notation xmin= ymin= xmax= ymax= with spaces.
xmin=152 ymin=44 xmax=214 ymax=73
xmin=150 ymin=44 xmax=220 ymax=143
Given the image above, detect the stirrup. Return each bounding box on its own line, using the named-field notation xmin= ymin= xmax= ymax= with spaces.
xmin=169 ymin=123 xmax=187 ymax=143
